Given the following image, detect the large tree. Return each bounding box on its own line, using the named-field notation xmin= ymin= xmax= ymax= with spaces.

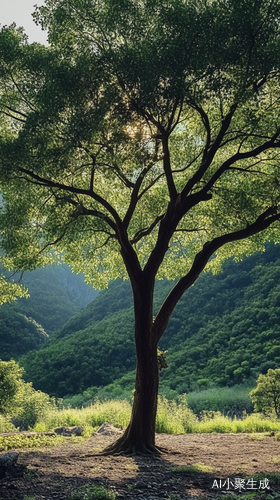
xmin=1 ymin=0 xmax=280 ymax=453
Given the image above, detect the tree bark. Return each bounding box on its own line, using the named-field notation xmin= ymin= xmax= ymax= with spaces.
xmin=103 ymin=279 xmax=161 ymax=454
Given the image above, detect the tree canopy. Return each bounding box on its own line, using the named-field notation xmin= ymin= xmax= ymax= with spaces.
xmin=1 ymin=0 xmax=280 ymax=285
xmin=1 ymin=0 xmax=280 ymax=453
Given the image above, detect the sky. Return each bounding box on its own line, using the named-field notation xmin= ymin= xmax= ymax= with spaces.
xmin=0 ymin=0 xmax=48 ymax=44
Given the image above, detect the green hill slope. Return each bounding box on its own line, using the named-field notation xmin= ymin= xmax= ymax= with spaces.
xmin=0 ymin=264 xmax=98 ymax=359
xmin=12 ymin=264 xmax=98 ymax=333
xmin=19 ymin=244 xmax=280 ymax=397
xmin=160 ymin=253 xmax=280 ymax=391
xmin=0 ymin=311 xmax=48 ymax=360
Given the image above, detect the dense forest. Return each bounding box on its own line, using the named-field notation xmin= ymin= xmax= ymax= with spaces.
xmin=9 ymin=243 xmax=280 ymax=399
xmin=0 ymin=264 xmax=97 ymax=359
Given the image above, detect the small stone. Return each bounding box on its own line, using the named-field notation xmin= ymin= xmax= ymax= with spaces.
xmin=54 ymin=426 xmax=84 ymax=436
xmin=0 ymin=452 xmax=19 ymax=479
xmin=95 ymin=422 xmax=123 ymax=436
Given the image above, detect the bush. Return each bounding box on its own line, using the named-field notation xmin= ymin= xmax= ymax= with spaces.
xmin=0 ymin=359 xmax=53 ymax=430
xmin=0 ymin=360 xmax=24 ymax=414
xmin=0 ymin=414 xmax=17 ymax=433
xmin=250 ymin=369 xmax=280 ymax=416
xmin=12 ymin=383 xmax=53 ymax=430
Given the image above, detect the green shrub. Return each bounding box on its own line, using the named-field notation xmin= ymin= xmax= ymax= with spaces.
xmin=0 ymin=360 xmax=24 ymax=414
xmin=0 ymin=414 xmax=17 ymax=433
xmin=0 ymin=359 xmax=53 ymax=430
xmin=250 ymin=369 xmax=280 ymax=416
xmin=11 ymin=383 xmax=53 ymax=430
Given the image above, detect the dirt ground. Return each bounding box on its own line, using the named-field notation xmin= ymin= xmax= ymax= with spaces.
xmin=1 ymin=432 xmax=280 ymax=500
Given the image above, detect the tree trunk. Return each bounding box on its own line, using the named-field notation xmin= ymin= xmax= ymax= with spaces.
xmin=103 ymin=280 xmax=161 ymax=454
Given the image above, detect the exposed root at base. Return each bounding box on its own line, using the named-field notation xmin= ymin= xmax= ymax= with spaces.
xmin=99 ymin=441 xmax=169 ymax=456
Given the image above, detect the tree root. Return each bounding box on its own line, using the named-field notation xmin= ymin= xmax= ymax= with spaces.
xmin=99 ymin=438 xmax=169 ymax=456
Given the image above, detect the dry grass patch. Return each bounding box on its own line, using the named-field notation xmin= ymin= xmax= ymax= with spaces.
xmin=170 ymin=463 xmax=213 ymax=473
xmin=249 ymin=433 xmax=267 ymax=441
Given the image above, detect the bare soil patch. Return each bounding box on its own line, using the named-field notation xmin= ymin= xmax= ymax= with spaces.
xmin=0 ymin=433 xmax=279 ymax=499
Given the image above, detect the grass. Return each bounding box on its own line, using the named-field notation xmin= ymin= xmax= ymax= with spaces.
xmin=2 ymin=396 xmax=280 ymax=453
xmin=170 ymin=463 xmax=213 ymax=473
xmin=249 ymin=433 xmax=267 ymax=441
xmin=245 ymin=472 xmax=280 ymax=489
xmin=70 ymin=485 xmax=115 ymax=500
xmin=33 ymin=399 xmax=132 ymax=432
xmin=186 ymin=385 xmax=254 ymax=415
xmin=0 ymin=433 xmax=78 ymax=451
xmin=192 ymin=411 xmax=280 ymax=434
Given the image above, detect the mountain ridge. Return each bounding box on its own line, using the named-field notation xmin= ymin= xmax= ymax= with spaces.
xmin=16 ymin=243 xmax=280 ymax=397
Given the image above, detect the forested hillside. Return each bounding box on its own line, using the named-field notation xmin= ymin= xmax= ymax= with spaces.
xmin=0 ymin=264 xmax=97 ymax=359
xmin=18 ymin=244 xmax=280 ymax=398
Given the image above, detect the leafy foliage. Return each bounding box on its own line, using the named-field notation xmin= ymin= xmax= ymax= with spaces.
xmin=0 ymin=360 xmax=24 ymax=414
xmin=250 ymin=369 xmax=280 ymax=416
xmin=12 ymin=382 xmax=53 ymax=430
xmin=0 ymin=275 xmax=28 ymax=305
xmin=0 ymin=359 xmax=54 ymax=429
xmin=1 ymin=0 xmax=280 ymax=286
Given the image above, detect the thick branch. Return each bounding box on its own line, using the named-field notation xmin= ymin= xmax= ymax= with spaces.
xmin=144 ymin=190 xmax=212 ymax=279
xmin=202 ymin=130 xmax=280 ymax=194
xmin=1 ymin=104 xmax=27 ymax=118
xmin=19 ymin=167 xmax=120 ymax=226
xmin=130 ymin=214 xmax=165 ymax=244
xmin=189 ymin=103 xmax=211 ymax=162
xmin=97 ymin=162 xmax=135 ymax=189
xmin=181 ymin=104 xmax=238 ymax=199
xmin=1 ymin=109 xmax=25 ymax=123
xmin=162 ymin=135 xmax=177 ymax=201
xmin=123 ymin=167 xmax=151 ymax=230
xmin=137 ymin=173 xmax=165 ymax=201
xmin=19 ymin=167 xmax=143 ymax=282
xmin=152 ymin=207 xmax=280 ymax=342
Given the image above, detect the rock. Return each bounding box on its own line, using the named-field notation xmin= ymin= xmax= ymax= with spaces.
xmin=0 ymin=452 xmax=19 ymax=467
xmin=54 ymin=426 xmax=84 ymax=436
xmin=95 ymin=422 xmax=123 ymax=436
xmin=0 ymin=452 xmax=19 ymax=479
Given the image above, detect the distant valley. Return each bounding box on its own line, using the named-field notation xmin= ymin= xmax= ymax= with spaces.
xmin=0 ymin=263 xmax=97 ymax=359
xmin=1 ymin=244 xmax=278 ymax=400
